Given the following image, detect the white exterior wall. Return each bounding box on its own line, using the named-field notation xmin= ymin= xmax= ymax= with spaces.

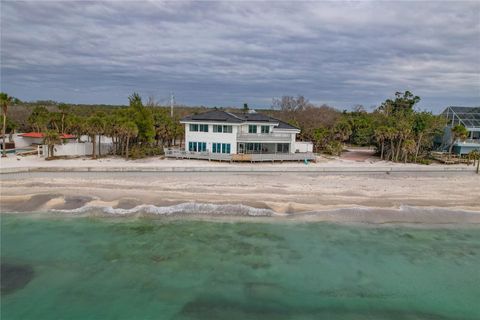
xmin=271 ymin=129 xmax=298 ymax=154
xmin=294 ymin=141 xmax=313 ymax=153
xmin=184 ymin=122 xmax=239 ymax=154
xmin=12 ymin=134 xmax=32 ymax=148
xmin=42 ymin=142 xmax=113 ymax=157
xmin=182 ymin=121 xmax=300 ymax=155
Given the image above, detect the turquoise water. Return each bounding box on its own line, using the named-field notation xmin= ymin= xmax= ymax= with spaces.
xmin=1 ymin=214 xmax=480 ymax=320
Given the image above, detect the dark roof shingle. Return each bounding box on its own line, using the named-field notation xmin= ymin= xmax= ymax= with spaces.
xmin=181 ymin=110 xmax=300 ymax=130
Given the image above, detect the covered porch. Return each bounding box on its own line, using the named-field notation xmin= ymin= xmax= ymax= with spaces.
xmin=237 ymin=142 xmax=291 ymax=154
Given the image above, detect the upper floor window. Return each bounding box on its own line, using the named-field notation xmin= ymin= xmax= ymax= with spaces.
xmin=261 ymin=125 xmax=270 ymax=134
xmin=199 ymin=124 xmax=209 ymax=132
xmin=189 ymin=124 xmax=199 ymax=132
xmin=213 ymin=125 xmax=232 ymax=133
xmin=248 ymin=125 xmax=257 ymax=134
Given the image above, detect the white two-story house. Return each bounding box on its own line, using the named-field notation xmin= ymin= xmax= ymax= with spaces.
xmin=180 ymin=110 xmax=312 ymax=156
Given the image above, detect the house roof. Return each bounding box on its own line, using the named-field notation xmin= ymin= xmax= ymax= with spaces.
xmin=20 ymin=132 xmax=76 ymax=139
xmin=442 ymin=106 xmax=480 ymax=128
xmin=181 ymin=110 xmax=299 ymax=130
xmin=181 ymin=110 xmax=243 ymax=123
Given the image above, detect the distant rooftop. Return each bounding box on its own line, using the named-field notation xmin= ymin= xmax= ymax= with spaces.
xmin=19 ymin=132 xmax=76 ymax=139
xmin=442 ymin=106 xmax=480 ymax=129
xmin=181 ymin=110 xmax=299 ymax=130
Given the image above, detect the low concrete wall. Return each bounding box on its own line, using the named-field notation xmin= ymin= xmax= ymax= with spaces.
xmin=1 ymin=165 xmax=477 ymax=174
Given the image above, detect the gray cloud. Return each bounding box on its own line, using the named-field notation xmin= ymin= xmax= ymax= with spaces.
xmin=1 ymin=0 xmax=479 ymax=112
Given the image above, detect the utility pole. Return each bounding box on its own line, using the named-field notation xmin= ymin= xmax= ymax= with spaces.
xmin=170 ymin=92 xmax=175 ymax=118
xmin=170 ymin=92 xmax=175 ymax=146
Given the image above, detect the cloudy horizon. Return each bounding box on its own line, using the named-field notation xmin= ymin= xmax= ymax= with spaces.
xmin=1 ymin=1 xmax=479 ymax=112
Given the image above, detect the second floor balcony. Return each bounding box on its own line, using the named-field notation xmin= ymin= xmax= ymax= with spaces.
xmin=236 ymin=132 xmax=292 ymax=142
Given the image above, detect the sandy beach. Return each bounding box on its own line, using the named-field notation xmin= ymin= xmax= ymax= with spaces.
xmin=1 ymin=153 xmax=479 ymax=223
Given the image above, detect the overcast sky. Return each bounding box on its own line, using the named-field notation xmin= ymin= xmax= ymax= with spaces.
xmin=1 ymin=1 xmax=479 ymax=112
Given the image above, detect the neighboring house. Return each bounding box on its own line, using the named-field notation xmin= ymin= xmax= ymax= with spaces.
xmin=440 ymin=106 xmax=480 ymax=155
xmin=19 ymin=132 xmax=76 ymax=145
xmin=179 ymin=110 xmax=312 ymax=156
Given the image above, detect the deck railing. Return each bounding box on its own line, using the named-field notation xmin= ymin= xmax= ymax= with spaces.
xmin=164 ymin=148 xmax=316 ymax=162
xmin=236 ymin=133 xmax=292 ymax=142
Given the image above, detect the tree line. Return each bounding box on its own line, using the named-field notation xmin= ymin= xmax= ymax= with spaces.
xmin=2 ymin=92 xmax=184 ymax=159
xmin=268 ymin=91 xmax=473 ymax=164
xmin=1 ymin=90 xmax=477 ymax=164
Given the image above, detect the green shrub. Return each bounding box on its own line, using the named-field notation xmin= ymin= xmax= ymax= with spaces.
xmin=129 ymin=145 xmax=164 ymax=159
xmin=416 ymin=158 xmax=431 ymax=165
xmin=324 ymin=141 xmax=343 ymax=156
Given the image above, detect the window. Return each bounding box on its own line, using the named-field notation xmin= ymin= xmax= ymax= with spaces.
xmin=213 ymin=125 xmax=232 ymax=133
xmin=189 ymin=142 xmax=206 ymax=152
xmin=189 ymin=124 xmax=199 ymax=132
xmin=277 ymin=143 xmax=289 ymax=153
xmin=199 ymin=124 xmax=208 ymax=132
xmin=246 ymin=143 xmax=261 ymax=153
xmin=213 ymin=143 xmax=230 ymax=153
xmin=248 ymin=125 xmax=257 ymax=133
xmin=261 ymin=125 xmax=270 ymax=134
xmin=189 ymin=142 xmax=198 ymax=152
xmin=221 ymin=143 xmax=231 ymax=154
xmin=212 ymin=143 xmax=221 ymax=153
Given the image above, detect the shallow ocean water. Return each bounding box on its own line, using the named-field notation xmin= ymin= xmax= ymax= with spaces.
xmin=1 ymin=213 xmax=480 ymax=320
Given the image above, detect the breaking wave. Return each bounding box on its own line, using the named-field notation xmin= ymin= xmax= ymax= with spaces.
xmin=52 ymin=202 xmax=279 ymax=217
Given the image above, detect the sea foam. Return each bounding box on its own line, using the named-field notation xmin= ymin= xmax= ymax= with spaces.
xmin=52 ymin=202 xmax=278 ymax=217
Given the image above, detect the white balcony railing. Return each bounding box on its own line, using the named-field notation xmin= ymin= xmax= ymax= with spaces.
xmin=236 ymin=132 xmax=292 ymax=142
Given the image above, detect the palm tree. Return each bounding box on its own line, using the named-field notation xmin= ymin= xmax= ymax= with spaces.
xmin=1 ymin=92 xmax=13 ymax=157
xmin=57 ymin=103 xmax=70 ymax=134
xmin=468 ymin=150 xmax=480 ymax=174
xmin=334 ymin=120 xmax=352 ymax=145
xmin=449 ymin=125 xmax=468 ymax=155
xmin=86 ymin=116 xmax=104 ymax=159
xmin=122 ymin=121 xmax=138 ymax=160
xmin=401 ymin=139 xmax=416 ymax=163
xmin=28 ymin=106 xmax=50 ymax=132
xmin=374 ymin=126 xmax=388 ymax=160
xmin=43 ymin=130 xmax=61 ymax=159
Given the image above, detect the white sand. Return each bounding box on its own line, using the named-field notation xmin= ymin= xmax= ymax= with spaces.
xmin=2 ymin=153 xmax=479 ymax=224
xmin=0 ymin=153 xmax=475 ymax=170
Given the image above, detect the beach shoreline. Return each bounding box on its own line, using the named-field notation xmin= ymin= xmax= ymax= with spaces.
xmin=1 ymin=166 xmax=479 ymax=224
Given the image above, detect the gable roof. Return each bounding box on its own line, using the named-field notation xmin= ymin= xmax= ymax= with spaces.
xmin=181 ymin=110 xmax=299 ymax=130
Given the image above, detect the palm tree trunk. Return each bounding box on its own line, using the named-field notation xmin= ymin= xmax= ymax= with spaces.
xmin=414 ymin=134 xmax=422 ymax=163
xmin=390 ymin=141 xmax=395 ymax=161
xmin=395 ymin=138 xmax=403 ymax=162
xmin=126 ymin=135 xmax=130 ymax=160
xmin=98 ymin=134 xmax=101 ymax=157
xmin=380 ymin=141 xmax=384 ymax=160
xmin=61 ymin=114 xmax=65 ymax=133
xmin=2 ymin=109 xmax=7 ymax=157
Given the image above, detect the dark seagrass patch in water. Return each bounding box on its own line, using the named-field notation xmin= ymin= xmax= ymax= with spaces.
xmin=1 ymin=263 xmax=35 ymax=295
